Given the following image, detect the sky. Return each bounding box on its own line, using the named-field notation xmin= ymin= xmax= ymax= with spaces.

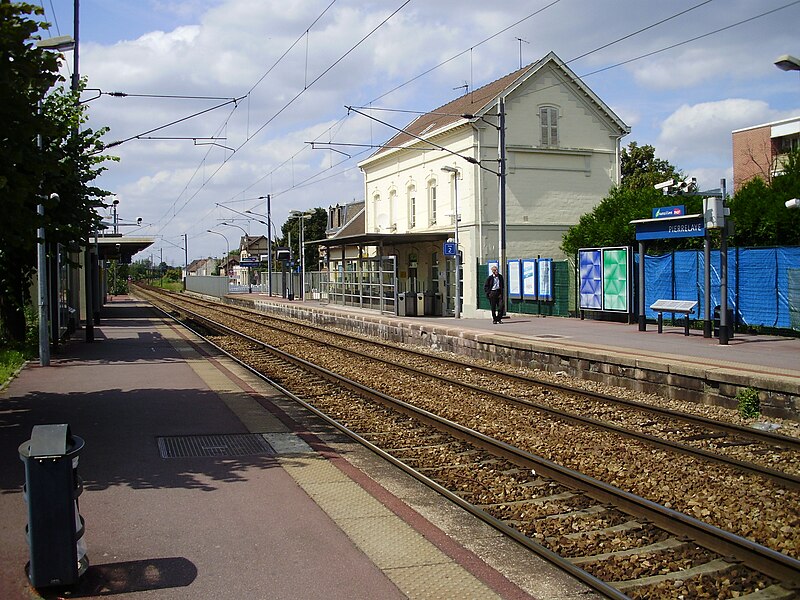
xmin=39 ymin=0 xmax=800 ymax=266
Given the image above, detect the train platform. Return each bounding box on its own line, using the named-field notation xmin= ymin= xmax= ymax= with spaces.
xmin=0 ymin=297 xmax=593 ymax=600
xmin=237 ymin=292 xmax=800 ymax=378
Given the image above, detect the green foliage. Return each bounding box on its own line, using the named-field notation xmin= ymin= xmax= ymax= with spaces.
xmin=279 ymin=207 xmax=328 ymax=270
xmin=0 ymin=3 xmax=115 ymax=341
xmin=620 ymin=142 xmax=682 ymax=190
xmin=561 ymin=142 xmax=691 ymax=255
xmin=0 ymin=305 xmax=37 ymax=386
xmin=728 ymin=149 xmax=800 ymax=247
xmin=736 ymin=387 xmax=760 ymax=419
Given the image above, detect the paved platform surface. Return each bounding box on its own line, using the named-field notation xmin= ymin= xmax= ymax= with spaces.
xmin=0 ymin=298 xmax=594 ymax=600
xmin=240 ymin=293 xmax=800 ymax=379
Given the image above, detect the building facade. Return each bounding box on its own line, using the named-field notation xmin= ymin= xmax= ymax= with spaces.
xmin=732 ymin=115 xmax=800 ymax=192
xmin=357 ymin=52 xmax=629 ymax=318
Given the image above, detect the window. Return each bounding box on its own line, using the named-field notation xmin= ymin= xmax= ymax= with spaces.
xmin=408 ymin=185 xmax=416 ymax=228
xmin=428 ymin=180 xmax=437 ymax=224
xmin=540 ymin=106 xmax=558 ymax=146
xmin=388 ymin=189 xmax=396 ymax=229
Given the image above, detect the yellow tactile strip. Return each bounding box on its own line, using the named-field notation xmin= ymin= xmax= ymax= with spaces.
xmin=159 ymin=319 xmax=502 ymax=599
xmin=283 ymin=457 xmax=500 ymax=600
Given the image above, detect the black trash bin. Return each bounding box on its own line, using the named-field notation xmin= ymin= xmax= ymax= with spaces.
xmin=713 ymin=305 xmax=735 ymax=339
xmin=19 ymin=424 xmax=88 ymax=588
xmin=423 ymin=291 xmax=435 ymax=316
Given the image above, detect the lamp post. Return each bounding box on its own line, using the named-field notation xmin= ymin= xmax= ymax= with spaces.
xmin=256 ymin=195 xmax=272 ymax=296
xmin=207 ymin=230 xmax=230 ymax=275
xmin=441 ymin=166 xmax=461 ymax=319
xmin=288 ymin=211 xmax=312 ymax=300
xmin=36 ymin=32 xmax=76 ymax=357
xmin=221 ymin=222 xmax=251 ymax=292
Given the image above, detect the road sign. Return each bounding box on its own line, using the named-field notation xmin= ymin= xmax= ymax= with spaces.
xmin=443 ymin=242 xmax=457 ymax=256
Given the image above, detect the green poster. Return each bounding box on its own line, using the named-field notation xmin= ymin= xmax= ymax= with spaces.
xmin=602 ymin=248 xmax=629 ymax=312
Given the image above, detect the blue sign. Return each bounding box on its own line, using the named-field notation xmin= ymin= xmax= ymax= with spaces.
xmin=443 ymin=242 xmax=457 ymax=256
xmin=652 ymin=205 xmax=685 ymax=218
xmin=635 ymin=216 xmax=705 ymax=240
xmin=239 ymin=258 xmax=260 ymax=267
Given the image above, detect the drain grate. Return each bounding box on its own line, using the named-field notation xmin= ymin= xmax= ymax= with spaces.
xmin=157 ymin=434 xmax=274 ymax=458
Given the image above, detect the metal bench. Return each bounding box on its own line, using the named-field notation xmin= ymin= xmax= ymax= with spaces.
xmin=650 ymin=299 xmax=698 ymax=336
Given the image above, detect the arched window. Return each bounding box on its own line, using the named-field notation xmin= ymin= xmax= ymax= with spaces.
xmin=540 ymin=105 xmax=559 ymax=146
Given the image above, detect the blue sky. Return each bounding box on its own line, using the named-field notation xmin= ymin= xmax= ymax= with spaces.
xmin=39 ymin=0 xmax=800 ymax=265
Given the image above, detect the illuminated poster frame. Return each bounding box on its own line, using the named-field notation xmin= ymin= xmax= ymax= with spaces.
xmin=537 ymin=258 xmax=553 ymax=301
xmin=601 ymin=247 xmax=630 ymax=312
xmin=507 ymin=259 xmax=522 ymax=299
xmin=522 ymin=259 xmax=537 ymax=300
xmin=579 ymin=249 xmax=603 ymax=310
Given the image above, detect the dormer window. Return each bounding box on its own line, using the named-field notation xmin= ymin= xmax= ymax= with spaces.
xmin=540 ymin=106 xmax=558 ymax=146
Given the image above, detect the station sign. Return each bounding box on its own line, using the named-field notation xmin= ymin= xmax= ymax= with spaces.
xmin=634 ymin=215 xmax=705 ymax=240
xmin=443 ymin=242 xmax=457 ymax=256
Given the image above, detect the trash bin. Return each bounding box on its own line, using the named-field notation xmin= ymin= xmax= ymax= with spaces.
xmin=713 ymin=305 xmax=735 ymax=339
xmin=19 ymin=424 xmax=88 ymax=588
xmin=415 ymin=293 xmax=424 ymax=316
xmin=398 ymin=292 xmax=416 ymax=316
xmin=423 ymin=291 xmax=435 ymax=316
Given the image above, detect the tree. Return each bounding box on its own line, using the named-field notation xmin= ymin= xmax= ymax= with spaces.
xmin=279 ymin=208 xmax=328 ymax=271
xmin=0 ymin=3 xmax=114 ymax=341
xmin=727 ymin=149 xmax=800 ymax=247
xmin=562 ymin=142 xmax=693 ymax=255
xmin=620 ymin=141 xmax=682 ymax=190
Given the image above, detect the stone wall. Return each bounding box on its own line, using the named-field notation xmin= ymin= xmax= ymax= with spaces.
xmin=223 ymin=296 xmax=800 ymax=421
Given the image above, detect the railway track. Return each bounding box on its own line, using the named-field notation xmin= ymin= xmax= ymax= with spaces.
xmin=134 ymin=286 xmax=800 ymax=599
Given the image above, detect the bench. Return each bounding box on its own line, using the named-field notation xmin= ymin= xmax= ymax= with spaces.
xmin=650 ymin=299 xmax=698 ymax=336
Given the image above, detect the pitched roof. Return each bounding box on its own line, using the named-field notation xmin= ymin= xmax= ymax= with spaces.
xmin=362 ymin=51 xmax=628 ymax=164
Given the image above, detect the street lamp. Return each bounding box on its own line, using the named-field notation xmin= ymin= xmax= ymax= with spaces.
xmin=288 ymin=210 xmax=313 ymax=300
xmin=786 ymin=198 xmax=800 ymax=209
xmin=35 ymin=33 xmax=76 ymax=359
xmin=441 ymin=166 xmax=461 ymax=319
xmin=775 ymin=54 xmax=800 ymax=72
xmin=207 ymin=230 xmax=230 ymax=275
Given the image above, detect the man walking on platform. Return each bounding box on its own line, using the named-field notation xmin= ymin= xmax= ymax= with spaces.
xmin=484 ymin=265 xmax=504 ymax=324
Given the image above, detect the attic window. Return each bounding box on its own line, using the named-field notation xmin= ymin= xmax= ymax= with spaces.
xmin=540 ymin=106 xmax=558 ymax=146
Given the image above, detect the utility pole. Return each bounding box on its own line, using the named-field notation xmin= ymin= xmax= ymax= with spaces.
xmin=497 ymin=96 xmax=507 ymax=317
xmin=266 ymin=194 xmax=272 ymax=296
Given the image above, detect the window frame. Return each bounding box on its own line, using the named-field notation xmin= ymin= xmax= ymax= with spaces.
xmin=540 ymin=105 xmax=559 ymax=147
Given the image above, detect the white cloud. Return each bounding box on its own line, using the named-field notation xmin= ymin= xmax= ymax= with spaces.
xmin=44 ymin=0 xmax=800 ymax=261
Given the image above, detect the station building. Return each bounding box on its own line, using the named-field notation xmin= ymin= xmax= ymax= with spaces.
xmin=318 ymin=51 xmax=629 ymax=318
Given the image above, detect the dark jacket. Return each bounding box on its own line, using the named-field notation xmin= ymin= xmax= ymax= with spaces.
xmin=484 ymin=273 xmax=504 ymax=296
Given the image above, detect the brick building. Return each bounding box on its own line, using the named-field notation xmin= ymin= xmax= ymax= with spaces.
xmin=732 ymin=116 xmax=800 ymax=192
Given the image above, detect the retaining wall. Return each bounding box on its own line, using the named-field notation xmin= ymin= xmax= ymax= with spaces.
xmin=222 ymin=295 xmax=800 ymax=422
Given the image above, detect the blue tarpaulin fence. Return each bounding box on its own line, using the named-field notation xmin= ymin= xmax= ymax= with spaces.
xmin=641 ymin=247 xmax=800 ymax=330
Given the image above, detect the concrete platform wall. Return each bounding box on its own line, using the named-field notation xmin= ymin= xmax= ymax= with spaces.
xmin=222 ymin=296 xmax=800 ymax=422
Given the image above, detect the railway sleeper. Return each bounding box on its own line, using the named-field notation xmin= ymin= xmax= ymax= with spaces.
xmin=545 ymin=519 xmax=643 ymax=543
xmin=611 ymin=557 xmax=747 ymax=590
xmin=569 ymin=536 xmax=687 ymax=566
